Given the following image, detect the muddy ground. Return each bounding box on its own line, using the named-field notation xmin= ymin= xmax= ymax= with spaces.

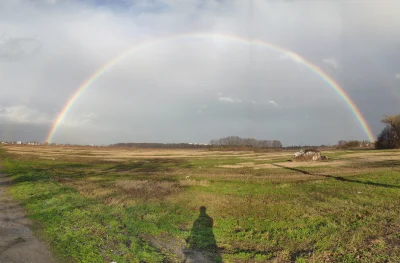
xmin=0 ymin=172 xmax=55 ymax=263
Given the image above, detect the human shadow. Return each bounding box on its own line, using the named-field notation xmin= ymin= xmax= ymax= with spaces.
xmin=272 ymin=163 xmax=400 ymax=189
xmin=184 ymin=206 xmax=222 ymax=262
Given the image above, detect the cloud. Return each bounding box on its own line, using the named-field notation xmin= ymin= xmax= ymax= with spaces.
xmin=218 ymin=96 xmax=242 ymax=103
xmin=0 ymin=36 xmax=42 ymax=61
xmin=268 ymin=100 xmax=279 ymax=107
xmin=73 ymin=112 xmax=97 ymax=125
xmin=279 ymin=52 xmax=304 ymax=64
xmin=0 ymin=105 xmax=51 ymax=124
xmin=197 ymin=104 xmax=208 ymax=114
xmin=395 ymin=73 xmax=400 ymax=79
xmin=322 ymin=58 xmax=339 ymax=69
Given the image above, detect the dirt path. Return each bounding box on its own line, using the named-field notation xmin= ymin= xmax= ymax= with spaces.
xmin=0 ymin=172 xmax=55 ymax=263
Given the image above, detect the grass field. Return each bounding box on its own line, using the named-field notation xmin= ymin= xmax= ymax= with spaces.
xmin=1 ymin=145 xmax=399 ymax=262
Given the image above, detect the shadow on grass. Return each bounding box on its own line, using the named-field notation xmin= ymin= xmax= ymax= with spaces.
xmin=272 ymin=164 xmax=400 ymax=189
xmin=184 ymin=206 xmax=222 ymax=262
xmin=104 ymin=159 xmax=189 ymax=173
xmin=3 ymin=161 xmax=90 ymax=184
xmin=350 ymin=160 xmax=400 ymax=169
xmin=51 ymin=163 xmax=92 ymax=169
xmin=7 ymin=171 xmax=50 ymax=184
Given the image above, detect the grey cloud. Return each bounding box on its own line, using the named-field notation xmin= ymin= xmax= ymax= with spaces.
xmin=322 ymin=58 xmax=339 ymax=69
xmin=0 ymin=36 xmax=42 ymax=61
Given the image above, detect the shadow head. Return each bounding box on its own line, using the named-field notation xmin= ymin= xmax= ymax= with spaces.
xmin=199 ymin=206 xmax=206 ymax=214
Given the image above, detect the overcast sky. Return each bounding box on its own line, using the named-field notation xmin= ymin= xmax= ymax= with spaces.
xmin=1 ymin=0 xmax=399 ymax=145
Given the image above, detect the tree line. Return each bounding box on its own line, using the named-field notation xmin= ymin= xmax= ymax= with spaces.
xmin=110 ymin=143 xmax=209 ymax=149
xmin=209 ymin=136 xmax=282 ymax=148
xmin=337 ymin=140 xmax=374 ymax=149
xmin=110 ymin=137 xmax=283 ymax=149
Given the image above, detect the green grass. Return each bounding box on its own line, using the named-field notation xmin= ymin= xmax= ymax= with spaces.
xmin=1 ymin=147 xmax=399 ymax=262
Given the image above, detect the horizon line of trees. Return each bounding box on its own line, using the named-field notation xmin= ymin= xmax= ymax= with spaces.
xmin=337 ymin=140 xmax=374 ymax=149
xmin=8 ymin=114 xmax=400 ymax=151
xmin=110 ymin=142 xmax=209 ymax=149
xmin=209 ymin=136 xmax=282 ymax=148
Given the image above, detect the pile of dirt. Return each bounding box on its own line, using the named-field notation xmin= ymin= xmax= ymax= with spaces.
xmin=293 ymin=149 xmax=328 ymax=161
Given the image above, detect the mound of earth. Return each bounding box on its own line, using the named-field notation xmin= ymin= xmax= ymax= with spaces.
xmin=293 ymin=149 xmax=328 ymax=161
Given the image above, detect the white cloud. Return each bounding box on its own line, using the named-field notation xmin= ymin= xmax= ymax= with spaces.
xmin=395 ymin=73 xmax=400 ymax=79
xmin=60 ymin=112 xmax=98 ymax=127
xmin=78 ymin=112 xmax=96 ymax=124
xmin=279 ymin=52 xmax=304 ymax=64
xmin=196 ymin=104 xmax=208 ymax=114
xmin=268 ymin=100 xmax=279 ymax=107
xmin=0 ymin=105 xmax=51 ymax=124
xmin=322 ymin=58 xmax=339 ymax=69
xmin=279 ymin=54 xmax=289 ymax=60
xmin=0 ymin=106 xmax=97 ymax=128
xmin=218 ymin=96 xmax=242 ymax=103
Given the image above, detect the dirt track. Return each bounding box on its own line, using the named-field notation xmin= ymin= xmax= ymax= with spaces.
xmin=0 ymin=172 xmax=55 ymax=263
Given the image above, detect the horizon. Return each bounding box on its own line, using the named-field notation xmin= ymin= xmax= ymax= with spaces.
xmin=0 ymin=138 xmax=373 ymax=148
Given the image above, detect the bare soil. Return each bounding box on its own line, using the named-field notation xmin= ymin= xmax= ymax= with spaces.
xmin=0 ymin=172 xmax=55 ymax=263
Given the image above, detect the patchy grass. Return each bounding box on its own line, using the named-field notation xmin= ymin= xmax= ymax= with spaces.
xmin=1 ymin=145 xmax=400 ymax=262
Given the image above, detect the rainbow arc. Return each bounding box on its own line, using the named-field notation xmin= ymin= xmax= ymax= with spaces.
xmin=46 ymin=33 xmax=375 ymax=143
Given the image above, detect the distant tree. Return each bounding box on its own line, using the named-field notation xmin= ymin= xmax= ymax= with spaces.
xmin=272 ymin=140 xmax=282 ymax=148
xmin=209 ymin=136 xmax=282 ymax=148
xmin=382 ymin=115 xmax=400 ymax=146
xmin=376 ymin=126 xmax=394 ymax=149
xmin=375 ymin=115 xmax=400 ymax=149
xmin=337 ymin=140 xmax=373 ymax=149
xmin=346 ymin=141 xmax=360 ymax=148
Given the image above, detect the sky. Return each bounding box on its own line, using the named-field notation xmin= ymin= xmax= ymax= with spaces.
xmin=0 ymin=0 xmax=399 ymax=146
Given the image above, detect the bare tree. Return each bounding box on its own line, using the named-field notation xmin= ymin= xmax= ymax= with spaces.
xmin=209 ymin=136 xmax=282 ymax=148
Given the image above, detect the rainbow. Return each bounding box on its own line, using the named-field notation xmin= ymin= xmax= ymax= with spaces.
xmin=46 ymin=33 xmax=375 ymax=143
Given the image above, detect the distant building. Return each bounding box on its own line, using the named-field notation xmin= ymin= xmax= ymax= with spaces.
xmin=16 ymin=141 xmax=22 ymax=145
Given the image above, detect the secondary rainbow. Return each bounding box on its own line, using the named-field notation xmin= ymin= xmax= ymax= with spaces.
xmin=46 ymin=33 xmax=375 ymax=142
